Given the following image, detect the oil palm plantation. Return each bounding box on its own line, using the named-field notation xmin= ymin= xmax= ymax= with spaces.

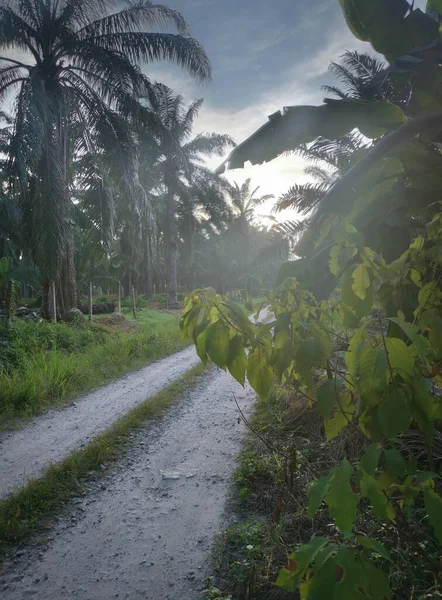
xmin=0 ymin=0 xmax=211 ymax=317
xmin=141 ymin=84 xmax=234 ymax=306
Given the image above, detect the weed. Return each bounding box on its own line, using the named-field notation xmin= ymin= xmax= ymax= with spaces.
xmin=203 ymin=585 xmax=233 ymax=600
xmin=0 ymin=311 xmax=186 ymax=426
xmin=234 ymin=450 xmax=274 ymax=501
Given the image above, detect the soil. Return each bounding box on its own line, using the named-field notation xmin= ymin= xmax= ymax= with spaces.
xmin=0 ymin=367 xmax=254 ymax=600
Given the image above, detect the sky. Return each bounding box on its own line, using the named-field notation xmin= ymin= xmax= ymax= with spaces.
xmin=145 ymin=0 xmax=392 ymax=219
xmin=147 ymin=0 xmax=427 ymax=221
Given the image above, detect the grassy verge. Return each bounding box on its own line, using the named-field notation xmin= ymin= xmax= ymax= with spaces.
xmin=0 ymin=310 xmax=187 ymax=427
xmin=205 ymin=387 xmax=440 ymax=600
xmin=0 ymin=362 xmax=208 ymax=554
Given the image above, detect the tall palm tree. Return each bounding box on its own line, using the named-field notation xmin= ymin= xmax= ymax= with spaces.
xmin=175 ymin=170 xmax=232 ymax=286
xmin=0 ymin=0 xmax=211 ymax=317
xmin=225 ymin=179 xmax=273 ymax=235
xmin=141 ymin=84 xmax=234 ymax=306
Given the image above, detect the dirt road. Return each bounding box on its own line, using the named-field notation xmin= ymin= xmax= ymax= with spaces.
xmin=0 ymin=347 xmax=201 ymax=500
xmin=0 ymin=366 xmax=254 ymax=599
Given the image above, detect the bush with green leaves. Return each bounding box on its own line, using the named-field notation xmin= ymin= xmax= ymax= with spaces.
xmin=181 ymin=206 xmax=442 ymax=598
xmin=181 ymin=2 xmax=442 ymax=596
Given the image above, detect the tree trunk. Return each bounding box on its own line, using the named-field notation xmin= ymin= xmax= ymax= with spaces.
xmin=41 ymin=232 xmax=77 ymax=320
xmin=57 ymin=231 xmax=77 ymax=318
xmin=165 ymin=182 xmax=178 ymax=307
xmin=143 ymin=227 xmax=153 ymax=299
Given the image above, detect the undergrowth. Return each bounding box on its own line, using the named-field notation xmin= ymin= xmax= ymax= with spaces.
xmin=207 ymin=387 xmax=442 ymax=600
xmin=0 ymin=310 xmax=186 ymax=426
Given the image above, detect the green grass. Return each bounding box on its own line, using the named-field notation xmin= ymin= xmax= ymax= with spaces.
xmin=0 ymin=363 xmax=208 ymax=552
xmin=0 ymin=310 xmax=187 ymax=426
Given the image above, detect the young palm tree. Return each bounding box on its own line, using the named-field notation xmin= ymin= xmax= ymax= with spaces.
xmin=274 ymin=133 xmax=367 ymax=216
xmin=322 ymin=50 xmax=388 ymax=100
xmin=275 ymin=52 xmax=384 ymax=219
xmin=225 ymin=179 xmax=273 ymax=235
xmin=141 ymin=84 xmax=234 ymax=306
xmin=0 ymin=0 xmax=211 ymax=317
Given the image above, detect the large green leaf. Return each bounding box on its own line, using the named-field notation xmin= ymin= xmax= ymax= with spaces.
xmin=247 ymin=344 xmax=273 ymax=398
xmin=341 ymin=267 xmax=373 ymax=327
xmin=330 ymin=244 xmax=358 ymax=277
xmin=205 ymin=320 xmax=230 ymax=369
xmin=357 ymin=536 xmax=392 ymax=562
xmin=384 ymin=448 xmax=407 ymax=477
xmin=338 ymin=0 xmax=407 ymax=41
xmin=305 ymin=322 xmax=331 ymax=365
xmin=326 ymin=460 xmax=359 ymax=531
xmin=227 ymin=335 xmax=248 ymax=386
xmin=360 ymin=444 xmax=382 ymax=476
xmin=378 ymin=387 xmax=412 ymax=438
xmin=316 ymin=378 xmax=345 ymax=419
xmin=389 ymin=311 xmax=430 ymax=357
xmin=226 ymin=99 xmax=407 ymax=170
xmin=324 ymin=393 xmax=355 ymax=440
xmin=424 ymin=488 xmax=442 ymax=545
xmin=352 ymin=264 xmax=371 ymax=300
xmin=427 ymin=0 xmax=442 ymax=15
xmin=385 ymin=337 xmax=415 ymax=377
xmin=339 ymin=0 xmax=438 ymax=61
xmin=360 ymin=556 xmax=392 ymax=599
xmin=308 ymin=474 xmax=333 ymax=519
xmin=358 ymin=346 xmax=388 ymax=403
xmin=360 ymin=471 xmax=396 ymax=521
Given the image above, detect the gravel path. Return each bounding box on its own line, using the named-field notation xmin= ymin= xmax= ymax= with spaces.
xmin=0 ymin=347 xmax=201 ymax=500
xmin=0 ymin=367 xmax=254 ymax=600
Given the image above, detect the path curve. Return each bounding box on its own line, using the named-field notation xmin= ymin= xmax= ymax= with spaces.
xmin=0 ymin=347 xmax=200 ymax=500
xmin=0 ymin=368 xmax=254 ymax=599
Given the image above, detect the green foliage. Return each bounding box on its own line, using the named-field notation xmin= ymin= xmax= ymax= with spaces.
xmin=181 ymin=201 xmax=442 ymax=598
xmin=339 ymin=0 xmax=438 ymax=61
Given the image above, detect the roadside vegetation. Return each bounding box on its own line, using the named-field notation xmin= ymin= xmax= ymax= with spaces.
xmin=205 ymin=386 xmax=440 ymax=600
xmin=182 ymin=3 xmax=442 ymax=599
xmin=0 ymin=306 xmax=186 ymax=427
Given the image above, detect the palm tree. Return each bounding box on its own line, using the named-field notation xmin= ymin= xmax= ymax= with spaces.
xmin=0 ymin=0 xmax=211 ymax=317
xmin=141 ymin=84 xmax=234 ymax=306
xmin=225 ymin=179 xmax=273 ymax=235
xmin=274 ymin=52 xmax=386 ymax=219
xmin=176 ymin=171 xmax=232 ymax=286
xmin=273 ymin=133 xmax=367 ymax=216
xmin=322 ymin=50 xmax=388 ymax=100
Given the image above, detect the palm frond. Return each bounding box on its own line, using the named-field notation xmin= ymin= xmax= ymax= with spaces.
xmin=184 ymin=132 xmax=234 ymax=157
xmin=73 ymin=2 xmax=189 ymax=39
xmin=274 ymin=183 xmax=328 ymax=215
xmin=85 ymin=32 xmax=211 ymax=82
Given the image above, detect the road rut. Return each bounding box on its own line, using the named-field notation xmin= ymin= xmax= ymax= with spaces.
xmin=0 ymin=347 xmax=201 ymax=499
xmin=0 ymin=367 xmax=254 ymax=599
